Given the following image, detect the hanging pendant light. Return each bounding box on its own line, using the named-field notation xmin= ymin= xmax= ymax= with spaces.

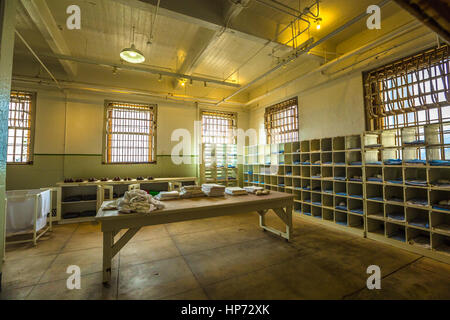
xmin=120 ymin=26 xmax=145 ymax=64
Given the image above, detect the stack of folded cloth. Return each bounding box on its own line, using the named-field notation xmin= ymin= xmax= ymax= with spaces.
xmin=154 ymin=191 xmax=180 ymax=201
xmin=244 ymin=186 xmax=264 ymax=194
xmin=202 ymin=184 xmax=225 ymax=197
xmin=180 ymin=185 xmax=205 ymax=198
xmin=225 ymin=187 xmax=248 ymax=196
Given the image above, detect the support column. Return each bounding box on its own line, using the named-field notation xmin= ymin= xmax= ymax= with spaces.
xmin=0 ymin=0 xmax=17 ymax=292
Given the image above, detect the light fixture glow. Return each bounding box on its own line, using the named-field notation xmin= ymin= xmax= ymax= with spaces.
xmin=120 ymin=44 xmax=145 ymax=64
xmin=316 ymin=18 xmax=322 ymax=30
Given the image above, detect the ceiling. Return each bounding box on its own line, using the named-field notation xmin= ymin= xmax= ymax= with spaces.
xmin=12 ymin=0 xmax=427 ymax=105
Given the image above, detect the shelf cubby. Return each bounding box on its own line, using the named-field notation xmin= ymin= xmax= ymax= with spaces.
xmin=386 ymin=204 xmax=406 ymax=223
xmin=386 ymin=222 xmax=406 ymax=242
xmin=335 ymin=211 xmax=348 ymax=226
xmin=366 ymin=201 xmax=384 ymax=219
xmin=366 ymin=184 xmax=383 ymax=201
xmin=321 ymin=138 xmax=332 ymax=152
xmin=335 ymin=196 xmax=347 ymax=211
xmin=367 ymin=218 xmax=385 ymax=235
xmin=334 ymin=181 xmax=346 ymax=196
xmin=431 ymin=211 xmax=450 ymax=235
xmin=302 ymin=203 xmax=312 ymax=216
xmin=348 ymin=214 xmax=364 ymax=229
xmin=323 ymin=208 xmax=334 ymax=221
xmin=322 ymin=194 xmax=334 ymax=208
xmin=348 ymin=183 xmax=363 ymax=199
xmin=301 ymin=140 xmax=310 ymax=153
xmin=406 ymin=207 xmax=430 ymax=230
xmin=384 ymin=167 xmax=403 ymax=184
xmin=348 ymin=198 xmax=364 ymax=215
xmin=333 ymin=152 xmax=346 ymax=165
xmin=311 ymin=139 xmax=321 ymax=152
xmin=333 ymin=136 xmax=345 ymax=151
xmin=385 ymin=185 xmax=404 ymax=203
xmin=312 ymin=205 xmax=322 ymax=219
xmin=322 ymin=180 xmax=333 ymax=194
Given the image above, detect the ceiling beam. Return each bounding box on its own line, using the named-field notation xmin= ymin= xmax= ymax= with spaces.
xmin=112 ymin=0 xmax=289 ymax=49
xmin=20 ymin=0 xmax=77 ymax=77
xmin=172 ymin=0 xmax=251 ymax=89
xmin=29 ymin=52 xmax=241 ymax=88
xmin=393 ymin=0 xmax=450 ymax=44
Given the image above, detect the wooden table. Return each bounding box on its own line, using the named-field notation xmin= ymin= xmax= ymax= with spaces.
xmin=96 ymin=191 xmax=294 ymax=284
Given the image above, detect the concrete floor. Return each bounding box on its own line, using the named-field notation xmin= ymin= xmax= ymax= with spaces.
xmin=1 ymin=211 xmax=449 ymax=300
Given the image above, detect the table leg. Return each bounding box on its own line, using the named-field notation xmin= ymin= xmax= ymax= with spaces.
xmin=102 ymin=231 xmax=113 ymax=284
xmin=285 ymin=205 xmax=293 ymax=241
xmin=257 ymin=209 xmax=268 ymax=228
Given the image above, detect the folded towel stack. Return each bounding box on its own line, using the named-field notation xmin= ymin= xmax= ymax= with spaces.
xmin=180 ymin=185 xmax=205 ymax=198
xmin=244 ymin=186 xmax=264 ymax=194
xmin=225 ymin=187 xmax=248 ymax=196
xmin=202 ymin=184 xmax=225 ymax=197
xmin=155 ymin=191 xmax=180 ymax=201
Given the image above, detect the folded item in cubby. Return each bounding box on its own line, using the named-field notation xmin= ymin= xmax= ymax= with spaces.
xmin=384 ymin=159 xmax=402 ymax=165
xmin=313 ymin=215 xmax=322 ymax=219
xmin=408 ymin=236 xmax=430 ymax=249
xmin=405 ymin=159 xmax=426 ymax=165
xmin=293 ymin=161 xmax=301 ymax=165
xmin=334 ymin=177 xmax=346 ymax=181
xmin=433 ymin=223 xmax=450 ymax=233
xmin=278 ymin=184 xmax=285 ymax=187
xmin=367 ymin=177 xmax=383 ymax=182
xmin=406 ymin=198 xmax=428 ymax=206
xmin=387 ymin=179 xmax=403 ymax=184
xmin=311 ymin=175 xmax=321 ymax=179
xmin=324 ymin=189 xmax=333 ymax=194
xmin=432 ymin=204 xmax=450 ymax=211
xmin=404 ymin=140 xmax=425 ymax=145
xmin=405 ymin=180 xmax=427 ymax=186
xmin=409 ymin=219 xmax=429 ymax=229
xmin=336 ymin=192 xmax=347 ymax=196
xmin=286 ymin=172 xmax=292 ymax=176
xmin=304 ymin=199 xmax=312 ymax=203
xmin=366 ymin=161 xmax=382 ymax=165
xmin=350 ymin=208 xmax=364 ymax=215
xmin=336 ymin=221 xmax=347 ymax=226
xmin=334 ymin=162 xmax=346 ymax=165
xmin=303 ymin=212 xmax=311 ymax=216
xmin=368 ymin=196 xmax=383 ymax=201
xmin=323 ymin=162 xmax=333 ymax=165
xmin=365 ymin=144 xmax=382 ymax=148
xmin=389 ymin=233 xmax=406 ymax=242
xmin=301 ymin=162 xmax=311 ymax=165
xmin=388 ymin=213 xmax=405 ymax=221
xmin=430 ymin=160 xmax=450 ymax=166
xmin=349 ymin=177 xmax=362 ymax=182
xmin=350 ymin=161 xmax=362 ymax=166
xmin=350 ymin=194 xmax=363 ymax=199
xmin=336 ymin=205 xmax=347 ymax=211
xmin=312 ymin=201 xmax=322 ymax=206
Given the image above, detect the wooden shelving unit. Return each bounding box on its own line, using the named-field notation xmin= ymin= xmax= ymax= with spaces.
xmin=244 ymin=124 xmax=450 ymax=264
xmin=56 ymin=177 xmax=197 ymax=224
xmin=363 ymin=122 xmax=450 ymax=263
xmin=200 ymin=143 xmax=239 ymax=186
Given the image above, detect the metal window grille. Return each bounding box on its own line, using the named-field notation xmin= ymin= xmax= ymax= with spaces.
xmin=264 ymin=97 xmax=299 ymax=144
xmin=201 ymin=110 xmax=237 ymax=144
xmin=364 ymin=44 xmax=450 ymax=131
xmin=8 ymin=91 xmax=33 ymax=164
xmin=105 ymin=101 xmax=156 ymax=163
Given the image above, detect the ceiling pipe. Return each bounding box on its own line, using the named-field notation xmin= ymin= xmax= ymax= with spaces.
xmin=27 ymin=52 xmax=241 ymax=88
xmin=244 ymin=19 xmax=423 ymax=106
xmin=12 ymin=75 xmax=245 ymax=107
xmin=15 ymin=30 xmax=62 ymax=89
xmin=215 ymin=0 xmax=392 ymax=106
xmin=248 ymin=35 xmax=435 ymax=111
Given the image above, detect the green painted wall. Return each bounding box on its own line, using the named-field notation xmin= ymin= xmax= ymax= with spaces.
xmin=6 ymin=154 xmax=198 ymax=190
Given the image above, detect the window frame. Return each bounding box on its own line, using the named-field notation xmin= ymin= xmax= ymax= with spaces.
xmin=264 ymin=97 xmax=299 ymax=144
xmin=200 ymin=109 xmax=238 ymax=145
xmin=7 ymin=90 xmax=36 ymax=165
xmin=102 ymin=100 xmax=157 ymax=165
xmin=363 ymin=44 xmax=450 ymax=131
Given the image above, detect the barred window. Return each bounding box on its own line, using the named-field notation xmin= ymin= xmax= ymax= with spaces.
xmin=104 ymin=101 xmax=156 ymax=164
xmin=8 ymin=91 xmax=34 ymax=164
xmin=364 ymin=44 xmax=450 ymax=131
xmin=264 ymin=97 xmax=298 ymax=144
xmin=201 ymin=110 xmax=236 ymax=144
